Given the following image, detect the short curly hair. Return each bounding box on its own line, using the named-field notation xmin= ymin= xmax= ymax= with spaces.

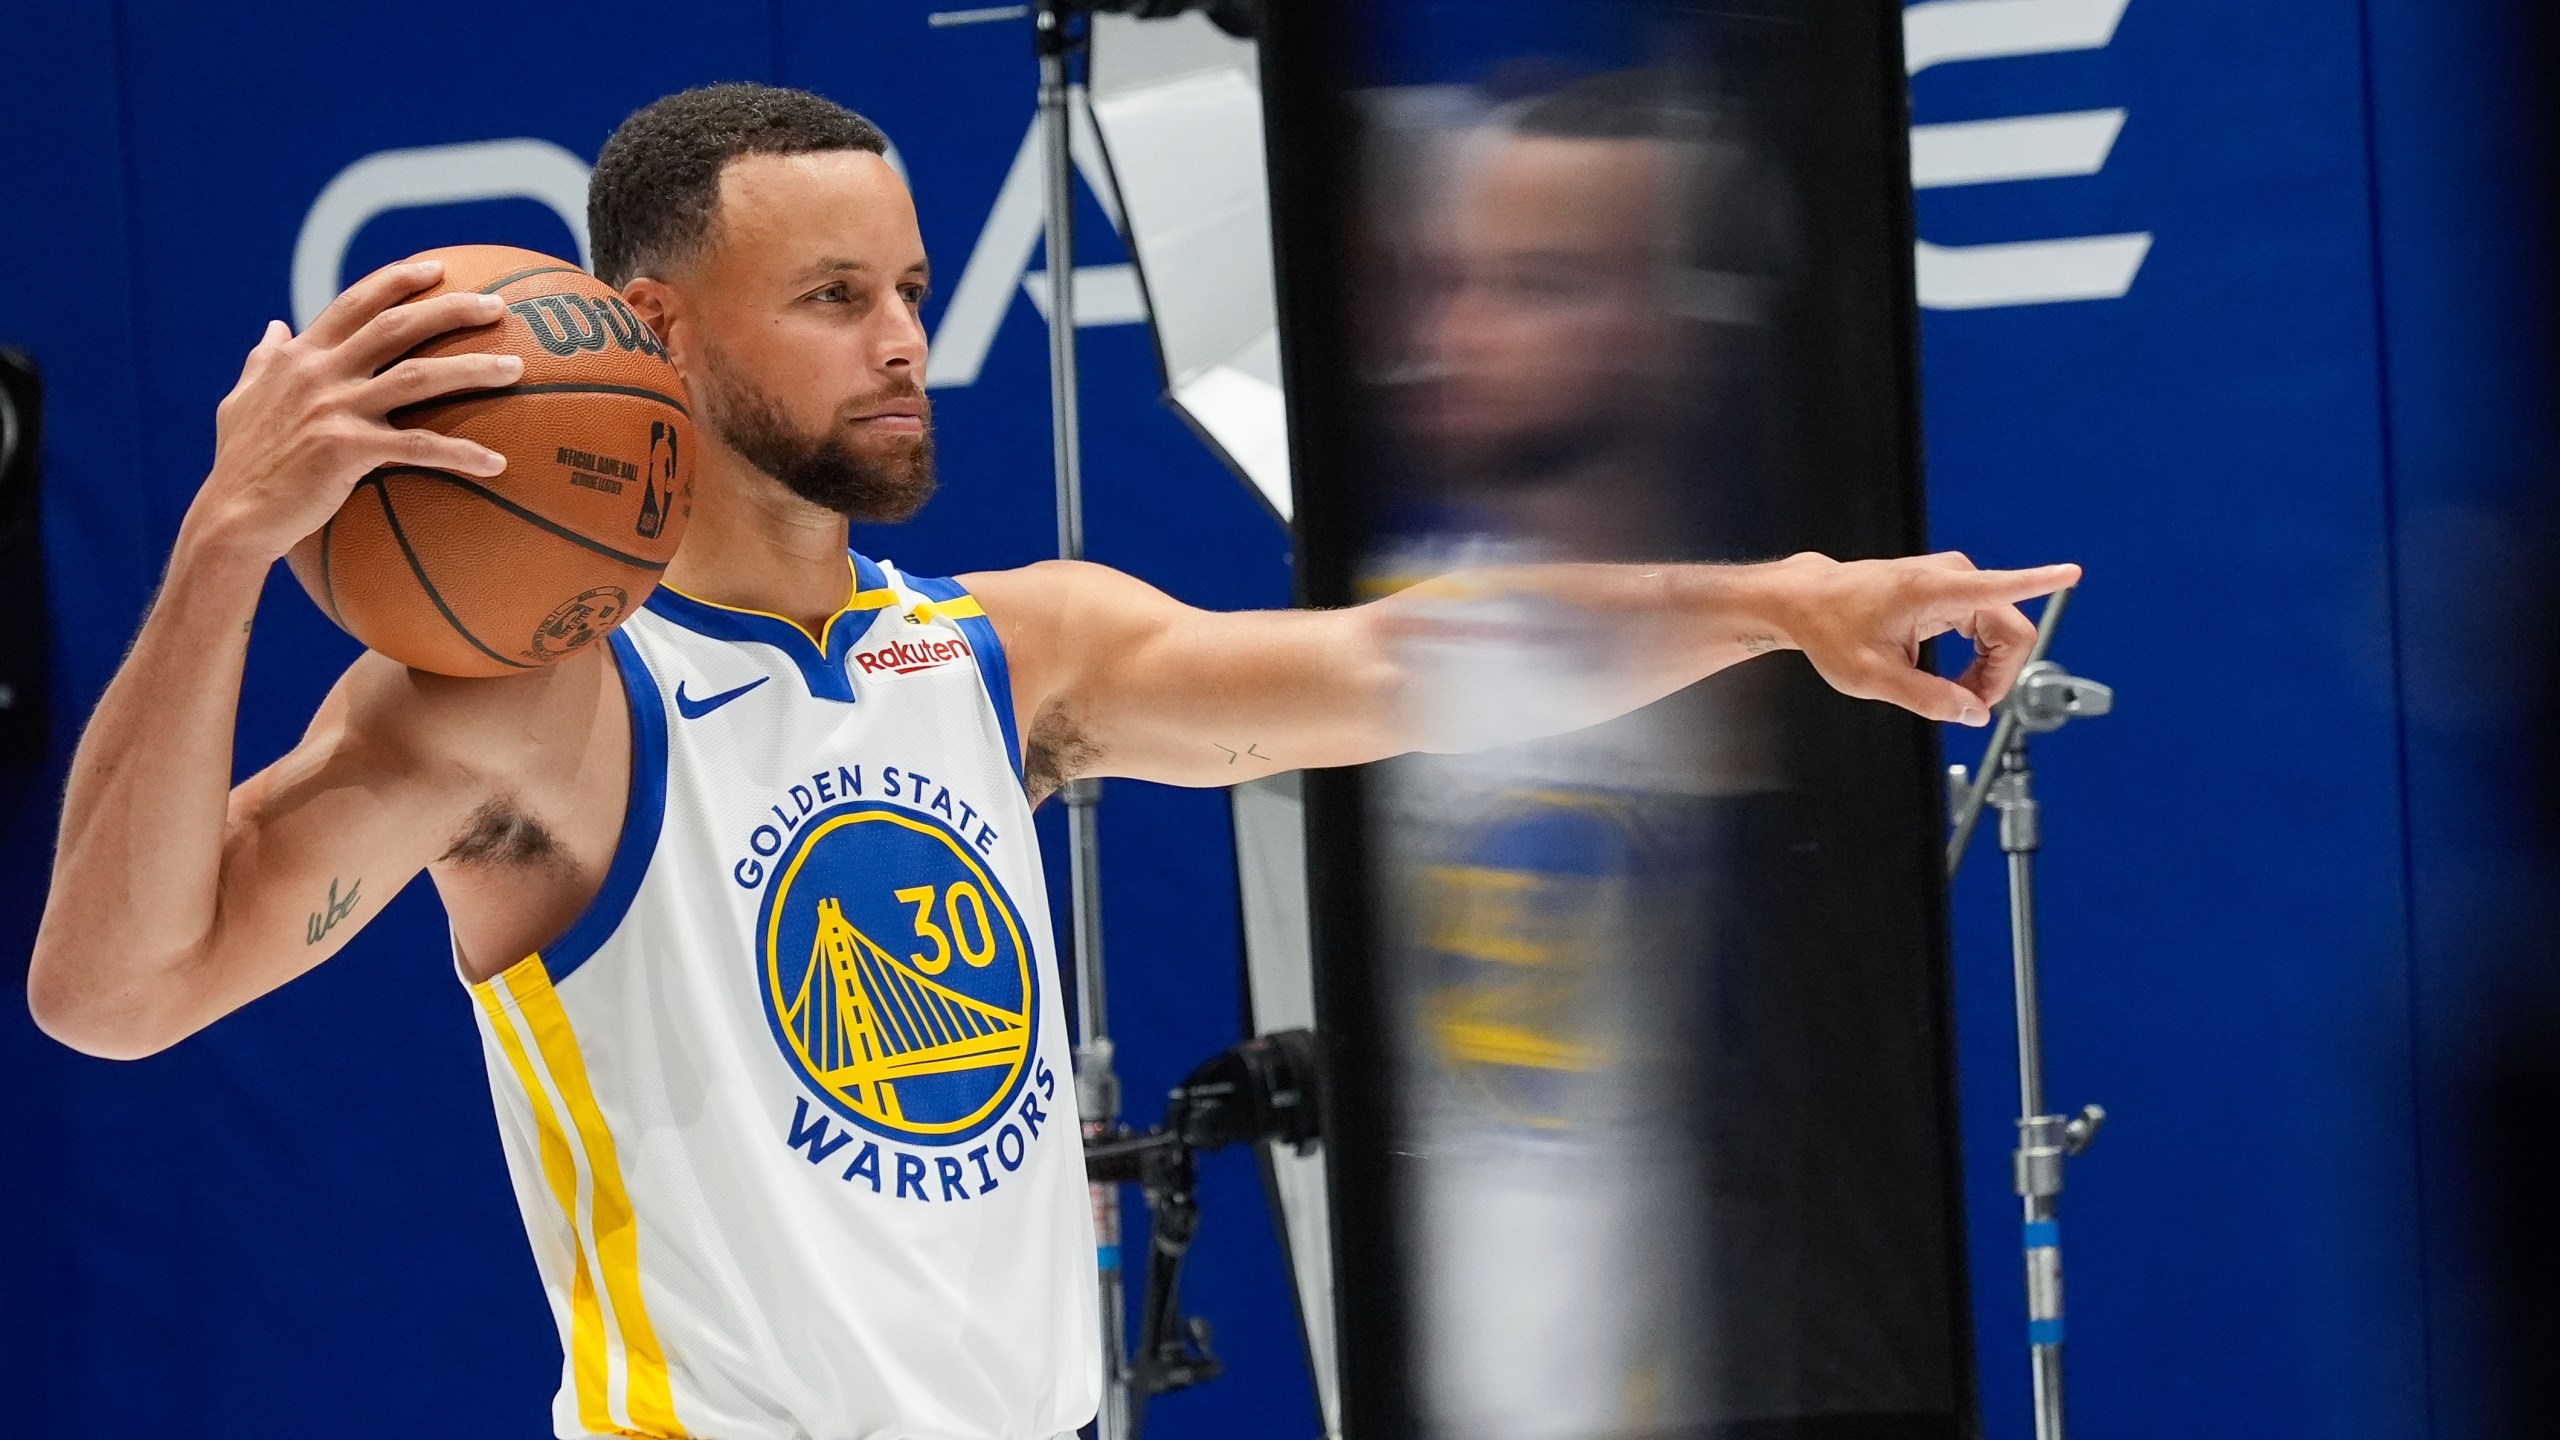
xmin=590 ymin=83 xmax=890 ymax=287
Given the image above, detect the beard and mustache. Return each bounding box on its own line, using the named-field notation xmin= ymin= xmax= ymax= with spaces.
xmin=696 ymin=350 xmax=939 ymax=523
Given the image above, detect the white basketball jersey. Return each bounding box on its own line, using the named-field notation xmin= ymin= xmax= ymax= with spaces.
xmin=461 ymin=551 xmax=1100 ymax=1440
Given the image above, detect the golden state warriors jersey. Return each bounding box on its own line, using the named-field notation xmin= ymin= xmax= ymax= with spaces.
xmin=461 ymin=552 xmax=1100 ymax=1440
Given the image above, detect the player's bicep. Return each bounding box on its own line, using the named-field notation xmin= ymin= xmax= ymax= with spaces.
xmin=968 ymin=561 xmax=1403 ymax=789
xmin=192 ymin=666 xmax=476 ymax=1024
xmin=1083 ymin=599 xmax=1403 ymax=786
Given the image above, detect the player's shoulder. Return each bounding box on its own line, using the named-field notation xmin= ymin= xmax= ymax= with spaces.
xmin=946 ymin=562 xmax=1188 ymax=708
xmin=953 ymin=559 xmax=1181 ymax=622
xmin=947 ymin=557 xmax=1079 ymax=595
xmin=333 ymin=642 xmax=620 ymax=784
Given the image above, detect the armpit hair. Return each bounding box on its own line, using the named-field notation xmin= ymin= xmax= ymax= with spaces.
xmin=1023 ymin=699 xmax=1102 ymax=808
xmin=441 ymin=797 xmax=564 ymax=868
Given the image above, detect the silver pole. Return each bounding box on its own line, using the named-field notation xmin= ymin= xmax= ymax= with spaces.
xmin=2006 ymin=819 xmax=2045 ymax=1126
xmin=1998 ymin=763 xmax=2067 ymax=1440
xmin=1038 ymin=14 xmax=1086 ymax=570
xmin=1035 ymin=7 xmax=1130 ymax=1438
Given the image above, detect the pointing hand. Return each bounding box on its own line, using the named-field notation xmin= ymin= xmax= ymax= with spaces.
xmin=1764 ymin=552 xmax=2083 ymax=726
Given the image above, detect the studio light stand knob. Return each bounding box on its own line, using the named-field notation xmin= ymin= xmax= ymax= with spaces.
xmin=2063 ymin=1103 xmax=2106 ymax=1156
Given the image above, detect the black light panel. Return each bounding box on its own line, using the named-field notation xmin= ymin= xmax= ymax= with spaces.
xmin=1264 ymin=4 xmax=1975 ymax=1437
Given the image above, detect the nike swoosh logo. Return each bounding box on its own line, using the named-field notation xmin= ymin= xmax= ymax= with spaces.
xmin=674 ymin=676 xmax=770 ymax=719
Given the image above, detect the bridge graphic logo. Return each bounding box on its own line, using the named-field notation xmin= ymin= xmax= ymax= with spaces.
xmin=757 ymin=805 xmax=1037 ymax=1144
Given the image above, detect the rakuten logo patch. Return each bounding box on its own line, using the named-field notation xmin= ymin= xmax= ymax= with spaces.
xmin=857 ymin=637 xmax=973 ymax=676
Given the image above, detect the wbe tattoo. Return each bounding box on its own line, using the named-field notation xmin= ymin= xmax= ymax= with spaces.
xmin=306 ymin=876 xmax=360 ymax=946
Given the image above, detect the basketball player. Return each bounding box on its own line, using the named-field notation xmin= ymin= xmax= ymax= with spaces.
xmin=27 ymin=85 xmax=2076 ymax=1440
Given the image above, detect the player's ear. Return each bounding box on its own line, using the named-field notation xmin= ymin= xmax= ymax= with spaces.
xmin=622 ymin=278 xmax=689 ymax=370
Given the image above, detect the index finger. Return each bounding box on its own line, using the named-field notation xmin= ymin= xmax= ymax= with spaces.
xmin=1947 ymin=562 xmax=2082 ymax=609
xmin=301 ymin=258 xmax=446 ymax=350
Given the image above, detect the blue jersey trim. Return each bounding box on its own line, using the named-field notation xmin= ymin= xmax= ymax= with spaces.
xmin=640 ymin=553 xmax=894 ymax=703
xmin=906 ymin=572 xmax=1025 ymax=782
xmin=543 ymin=630 xmax=670 ymax=983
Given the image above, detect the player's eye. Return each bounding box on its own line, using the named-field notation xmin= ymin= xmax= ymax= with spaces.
xmin=900 ymin=284 xmax=929 ymax=307
xmin=810 ymin=283 xmax=849 ymax=304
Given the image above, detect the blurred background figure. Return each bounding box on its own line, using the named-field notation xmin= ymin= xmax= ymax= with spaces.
xmin=1339 ymin=46 xmax=1958 ymax=1435
xmin=1364 ymin=70 xmax=1771 ymax=1440
xmin=1397 ymin=70 xmax=1777 ymax=562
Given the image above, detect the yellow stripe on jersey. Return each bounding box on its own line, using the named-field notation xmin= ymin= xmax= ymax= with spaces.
xmin=907 ymin=595 xmax=986 ymax=626
xmin=508 ymin=958 xmax=691 ymax=1439
xmin=660 ymin=558 xmax=902 ymax=645
xmin=472 ymin=972 xmax=617 ymax=1437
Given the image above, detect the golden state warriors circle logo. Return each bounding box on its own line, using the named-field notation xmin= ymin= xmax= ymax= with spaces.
xmin=756 ymin=804 xmax=1037 ymax=1144
xmin=1418 ymin=790 xmax=1637 ymax=1130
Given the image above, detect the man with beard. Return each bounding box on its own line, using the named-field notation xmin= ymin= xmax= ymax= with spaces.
xmin=27 ymin=85 xmax=2074 ymax=1440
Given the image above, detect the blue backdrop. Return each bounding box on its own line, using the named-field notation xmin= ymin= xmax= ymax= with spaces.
xmin=1 ymin=2 xmax=2546 ymax=1438
xmin=1916 ymin=2 xmax=2550 ymax=1438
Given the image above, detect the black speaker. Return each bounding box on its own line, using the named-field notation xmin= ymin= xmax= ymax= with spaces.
xmin=0 ymin=348 xmax=48 ymax=767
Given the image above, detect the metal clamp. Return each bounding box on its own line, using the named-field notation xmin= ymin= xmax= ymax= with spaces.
xmin=2013 ymin=1104 xmax=2106 ymax=1200
xmin=2011 ymin=661 xmax=2114 ymax=734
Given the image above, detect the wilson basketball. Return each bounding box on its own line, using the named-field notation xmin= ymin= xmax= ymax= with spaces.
xmin=286 ymin=244 xmax=694 ymax=677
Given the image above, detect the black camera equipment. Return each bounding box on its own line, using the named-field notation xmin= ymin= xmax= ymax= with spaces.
xmin=0 ymin=348 xmax=47 ymax=769
xmin=1084 ymin=1029 xmax=1324 ymax=1433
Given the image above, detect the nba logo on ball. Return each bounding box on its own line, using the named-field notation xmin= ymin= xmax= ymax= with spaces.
xmin=639 ymin=422 xmax=679 ymax=541
xmin=755 ymin=804 xmax=1037 ymax=1145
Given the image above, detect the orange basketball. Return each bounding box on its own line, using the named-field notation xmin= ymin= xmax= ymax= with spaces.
xmin=286 ymin=244 xmax=695 ymax=677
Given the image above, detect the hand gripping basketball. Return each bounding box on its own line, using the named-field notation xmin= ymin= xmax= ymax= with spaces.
xmin=207 ymin=245 xmax=697 ymax=677
xmin=191 ymin=258 xmax=521 ymax=566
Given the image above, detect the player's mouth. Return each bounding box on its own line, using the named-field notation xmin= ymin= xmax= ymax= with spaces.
xmin=849 ymin=399 xmax=928 ymax=435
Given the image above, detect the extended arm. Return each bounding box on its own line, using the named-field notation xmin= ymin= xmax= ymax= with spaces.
xmin=965 ymin=551 xmax=2079 ymax=794
xmin=27 ymin=260 xmax=523 ymax=1058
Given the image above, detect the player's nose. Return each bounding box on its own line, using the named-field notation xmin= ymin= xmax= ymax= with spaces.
xmin=879 ymin=302 xmax=929 ymax=373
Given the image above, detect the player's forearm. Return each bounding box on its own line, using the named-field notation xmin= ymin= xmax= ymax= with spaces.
xmin=30 ymin=519 xmax=270 ymax=1050
xmin=1121 ymin=559 xmax=1811 ymax=780
xmin=1363 ymin=555 xmax=1817 ymax=755
xmin=1460 ymin=555 xmax=1812 ymax=671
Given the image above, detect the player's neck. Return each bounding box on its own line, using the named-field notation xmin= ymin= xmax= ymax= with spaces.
xmin=661 ymin=450 xmax=858 ymax=636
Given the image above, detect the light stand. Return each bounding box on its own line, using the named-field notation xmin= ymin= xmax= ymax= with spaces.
xmin=1028 ymin=7 xmax=1137 ymax=1438
xmin=1945 ymin=589 xmax=2113 ymax=1440
xmin=926 ymin=6 xmax=1270 ymax=1432
xmin=926 ymin=8 xmax=1274 ymax=1424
